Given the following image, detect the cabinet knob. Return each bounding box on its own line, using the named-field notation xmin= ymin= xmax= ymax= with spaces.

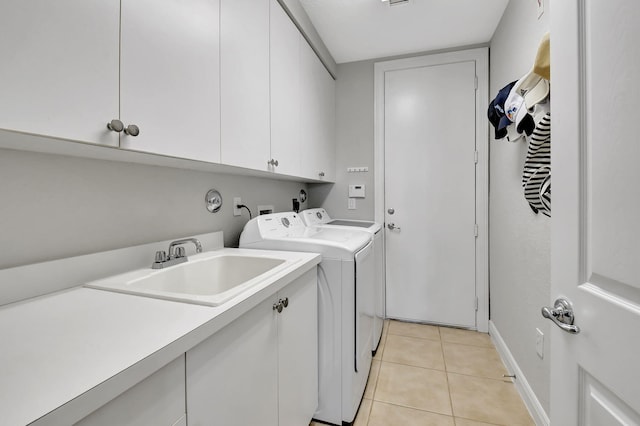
xmin=280 ymin=297 xmax=289 ymax=308
xmin=318 ymin=171 xmax=325 ymax=177
xmin=268 ymin=159 xmax=279 ymax=167
xmin=273 ymin=302 xmax=283 ymax=313
xmin=124 ymin=124 xmax=140 ymax=137
xmin=107 ymin=119 xmax=124 ymax=133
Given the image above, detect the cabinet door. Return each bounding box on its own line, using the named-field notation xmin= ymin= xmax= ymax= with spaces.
xmin=299 ymin=42 xmax=335 ymax=181
xmin=0 ymin=0 xmax=119 ymax=146
xmin=317 ymin=66 xmax=336 ymax=182
xmin=186 ymin=297 xmax=279 ymax=426
xmin=278 ymin=269 xmax=318 ymax=425
xmin=76 ymin=356 xmax=186 ymax=426
xmin=220 ymin=0 xmax=270 ymax=170
xmin=120 ymin=0 xmax=220 ymax=162
xmin=270 ymin=0 xmax=302 ymax=177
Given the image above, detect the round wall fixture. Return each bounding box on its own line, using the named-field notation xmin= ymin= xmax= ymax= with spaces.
xmin=205 ymin=189 xmax=223 ymax=213
xmin=299 ymin=189 xmax=307 ymax=203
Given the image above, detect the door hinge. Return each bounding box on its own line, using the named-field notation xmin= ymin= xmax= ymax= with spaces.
xmin=474 ymin=150 xmax=479 ymax=164
xmin=475 ymin=297 xmax=479 ymax=311
xmin=474 ymin=75 xmax=478 ymax=90
xmin=474 ymin=224 xmax=478 ymax=237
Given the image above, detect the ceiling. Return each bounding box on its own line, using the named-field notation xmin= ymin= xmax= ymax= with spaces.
xmin=299 ymin=0 xmax=509 ymax=64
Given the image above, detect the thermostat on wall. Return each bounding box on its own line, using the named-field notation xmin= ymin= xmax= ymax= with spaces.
xmin=348 ymin=184 xmax=365 ymax=198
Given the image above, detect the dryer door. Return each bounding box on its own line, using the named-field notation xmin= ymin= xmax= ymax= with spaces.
xmin=354 ymin=241 xmax=374 ymax=373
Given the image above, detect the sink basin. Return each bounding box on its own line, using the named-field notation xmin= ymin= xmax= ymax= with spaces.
xmin=85 ymin=250 xmax=300 ymax=306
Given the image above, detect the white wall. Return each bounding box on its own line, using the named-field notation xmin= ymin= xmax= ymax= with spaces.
xmin=0 ymin=148 xmax=307 ymax=270
xmin=489 ymin=0 xmax=550 ymax=415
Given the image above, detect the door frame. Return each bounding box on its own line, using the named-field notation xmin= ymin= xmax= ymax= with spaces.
xmin=373 ymin=48 xmax=489 ymax=332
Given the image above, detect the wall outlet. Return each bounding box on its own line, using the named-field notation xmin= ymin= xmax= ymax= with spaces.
xmin=233 ymin=197 xmax=242 ymax=217
xmin=348 ymin=198 xmax=356 ymax=210
xmin=257 ymin=205 xmax=274 ymax=215
xmin=535 ymin=328 xmax=544 ymax=358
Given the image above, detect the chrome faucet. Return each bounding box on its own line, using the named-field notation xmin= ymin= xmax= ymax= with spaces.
xmin=152 ymin=238 xmax=203 ymax=269
xmin=168 ymin=238 xmax=203 ymax=257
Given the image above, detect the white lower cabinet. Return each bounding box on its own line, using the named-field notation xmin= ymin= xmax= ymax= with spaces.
xmin=186 ymin=268 xmax=318 ymax=426
xmin=75 ymin=356 xmax=186 ymax=426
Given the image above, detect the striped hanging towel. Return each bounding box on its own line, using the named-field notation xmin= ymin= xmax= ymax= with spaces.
xmin=522 ymin=112 xmax=551 ymax=217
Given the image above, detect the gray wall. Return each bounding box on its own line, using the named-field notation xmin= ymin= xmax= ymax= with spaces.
xmin=0 ymin=148 xmax=307 ymax=270
xmin=308 ymin=45 xmax=487 ymax=220
xmin=489 ymin=0 xmax=550 ymax=415
xmin=309 ymin=60 xmax=376 ymax=220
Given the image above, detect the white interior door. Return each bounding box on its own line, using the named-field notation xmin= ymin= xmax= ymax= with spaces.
xmin=551 ymin=1 xmax=640 ymax=424
xmin=384 ymin=59 xmax=477 ymax=328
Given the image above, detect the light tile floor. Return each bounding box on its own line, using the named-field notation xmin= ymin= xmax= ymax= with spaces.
xmin=311 ymin=320 xmax=534 ymax=426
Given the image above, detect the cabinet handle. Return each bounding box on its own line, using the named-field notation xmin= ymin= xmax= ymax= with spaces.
xmin=318 ymin=171 xmax=325 ymax=177
xmin=124 ymin=124 xmax=140 ymax=137
xmin=273 ymin=301 xmax=283 ymax=313
xmin=280 ymin=297 xmax=289 ymax=308
xmin=107 ymin=119 xmax=124 ymax=133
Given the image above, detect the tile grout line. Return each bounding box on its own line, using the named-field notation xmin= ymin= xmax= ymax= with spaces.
xmin=363 ymin=320 xmax=389 ymax=425
xmin=439 ymin=326 xmax=458 ymax=424
xmin=368 ymin=398 xmax=456 ymax=421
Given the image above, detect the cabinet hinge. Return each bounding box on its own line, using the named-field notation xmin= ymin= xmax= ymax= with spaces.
xmin=474 ymin=150 xmax=479 ymax=164
xmin=474 ymin=75 xmax=478 ymax=90
xmin=474 ymin=224 xmax=479 ymax=237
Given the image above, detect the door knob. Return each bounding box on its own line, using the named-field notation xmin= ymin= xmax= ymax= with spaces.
xmin=541 ymin=298 xmax=580 ymax=334
xmin=387 ymin=208 xmax=395 ymax=215
xmin=387 ymin=223 xmax=401 ymax=231
xmin=124 ymin=124 xmax=140 ymax=136
xmin=107 ymin=119 xmax=124 ymax=133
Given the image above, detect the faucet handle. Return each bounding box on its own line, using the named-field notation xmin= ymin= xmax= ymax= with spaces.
xmin=155 ymin=250 xmax=167 ymax=263
xmin=175 ymin=247 xmax=186 ymax=258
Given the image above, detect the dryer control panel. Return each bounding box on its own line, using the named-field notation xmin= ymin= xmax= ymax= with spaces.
xmin=300 ymin=208 xmax=331 ymax=226
xmin=256 ymin=212 xmax=306 ymax=238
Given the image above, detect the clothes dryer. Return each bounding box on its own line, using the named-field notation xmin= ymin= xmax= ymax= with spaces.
xmin=300 ymin=208 xmax=385 ymax=352
xmin=239 ymin=212 xmax=373 ymax=426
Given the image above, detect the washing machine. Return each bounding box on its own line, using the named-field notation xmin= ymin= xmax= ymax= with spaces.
xmin=240 ymin=212 xmax=374 ymax=426
xmin=300 ymin=208 xmax=385 ymax=353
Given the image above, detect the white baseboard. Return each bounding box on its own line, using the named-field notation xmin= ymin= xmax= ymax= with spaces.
xmin=489 ymin=321 xmax=550 ymax=426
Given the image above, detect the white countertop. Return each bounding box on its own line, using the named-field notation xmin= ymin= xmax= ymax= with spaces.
xmin=0 ymin=249 xmax=320 ymax=425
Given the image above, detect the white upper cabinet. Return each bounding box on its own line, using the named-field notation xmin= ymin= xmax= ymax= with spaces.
xmin=0 ymin=0 xmax=334 ymax=181
xmin=270 ymin=0 xmax=302 ymax=177
xmin=120 ymin=0 xmax=221 ymax=162
xmin=300 ymin=41 xmax=336 ymax=181
xmin=220 ymin=0 xmax=271 ymax=171
xmin=318 ymin=61 xmax=336 ymax=182
xmin=0 ymin=0 xmax=120 ymax=146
